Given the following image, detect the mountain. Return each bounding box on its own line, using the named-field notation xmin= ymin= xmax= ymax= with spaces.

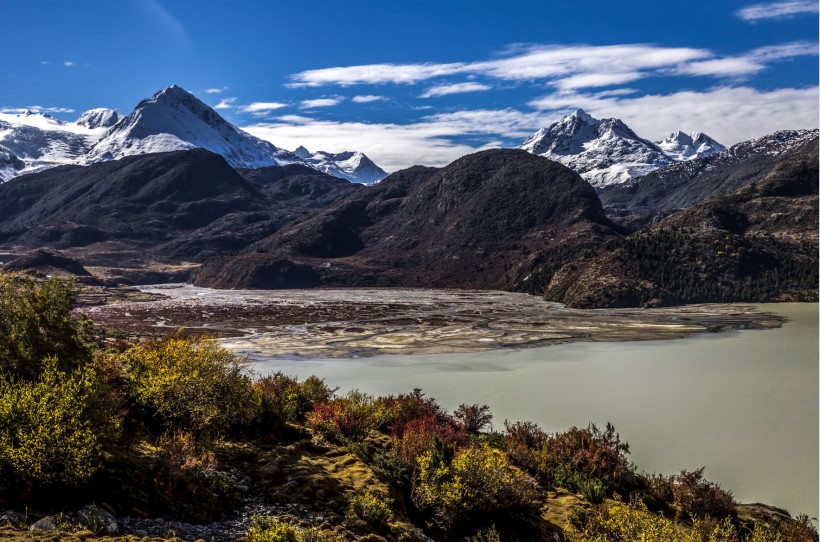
xmin=600 ymin=129 xmax=819 ymax=227
xmin=293 ymin=146 xmax=387 ymax=184
xmin=0 ymin=149 xmax=360 ymax=270
xmin=85 ymin=85 xmax=301 ymax=169
xmin=75 ymin=108 xmax=122 ymax=129
xmin=656 ymin=131 xmax=724 ymax=161
xmin=193 ymin=149 xmax=623 ymax=290
xmin=545 ymin=142 xmax=819 ymax=308
xmin=0 ymin=110 xmax=109 ymax=180
xmin=520 ymin=109 xmax=723 ymax=187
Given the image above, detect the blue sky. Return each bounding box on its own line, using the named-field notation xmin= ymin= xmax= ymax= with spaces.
xmin=2 ymin=0 xmax=817 ymax=171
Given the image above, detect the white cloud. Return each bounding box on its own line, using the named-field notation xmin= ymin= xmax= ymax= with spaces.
xmin=352 ymin=95 xmax=386 ymax=103
xmin=300 ymin=97 xmax=343 ymax=108
xmin=419 ymin=82 xmax=492 ymax=98
xmin=287 ymin=42 xmax=816 ymax=91
xmin=239 ymin=101 xmax=289 ymax=114
xmin=63 ymin=61 xmax=76 ymax=67
xmin=737 ymin=0 xmax=819 ymax=21
xmin=40 ymin=61 xmax=52 ymax=65
xmin=1 ymin=106 xmax=76 ymax=114
xmin=528 ymin=86 xmax=819 ymax=145
xmin=204 ymin=87 xmax=229 ymax=94
xmin=214 ymin=97 xmax=237 ymax=110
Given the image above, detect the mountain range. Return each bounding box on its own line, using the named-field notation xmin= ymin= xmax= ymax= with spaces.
xmin=520 ymin=109 xmax=725 ymax=187
xmin=0 ymin=85 xmax=388 ymax=185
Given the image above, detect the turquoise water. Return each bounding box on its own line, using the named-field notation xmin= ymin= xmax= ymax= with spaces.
xmin=251 ymin=303 xmax=819 ymax=517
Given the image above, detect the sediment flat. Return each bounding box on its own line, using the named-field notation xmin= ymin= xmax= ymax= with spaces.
xmin=81 ymin=285 xmax=785 ymax=358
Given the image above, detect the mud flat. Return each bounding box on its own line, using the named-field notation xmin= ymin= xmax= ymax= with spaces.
xmin=82 ymin=284 xmax=785 ymax=358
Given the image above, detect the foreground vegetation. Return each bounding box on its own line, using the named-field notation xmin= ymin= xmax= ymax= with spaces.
xmin=0 ymin=271 xmax=816 ymax=541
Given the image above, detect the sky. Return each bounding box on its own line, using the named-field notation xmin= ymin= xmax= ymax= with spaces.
xmin=1 ymin=0 xmax=817 ymax=172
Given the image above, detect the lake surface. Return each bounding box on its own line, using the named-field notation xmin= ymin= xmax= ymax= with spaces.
xmin=250 ymin=303 xmax=818 ymax=517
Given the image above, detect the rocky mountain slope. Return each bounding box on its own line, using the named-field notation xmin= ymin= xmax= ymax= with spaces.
xmin=520 ymin=109 xmax=723 ymax=187
xmin=545 ymin=146 xmax=819 ymax=308
xmin=600 ymin=129 xmax=818 ymax=227
xmin=193 ymin=149 xmax=624 ymax=290
xmin=0 ymin=86 xmax=386 ymax=185
xmin=0 ymin=150 xmax=360 ymax=267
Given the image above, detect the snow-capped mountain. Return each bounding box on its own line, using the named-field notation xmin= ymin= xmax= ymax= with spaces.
xmin=294 ymin=146 xmax=387 ymax=184
xmin=520 ymin=109 xmax=724 ymax=187
xmin=0 ymin=110 xmax=111 ymax=180
xmin=85 ymin=85 xmax=301 ymax=169
xmin=656 ymin=131 xmax=725 ymax=161
xmin=76 ymin=108 xmax=122 ymax=129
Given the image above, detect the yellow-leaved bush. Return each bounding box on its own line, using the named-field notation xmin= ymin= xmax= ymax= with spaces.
xmin=411 ymin=444 xmax=541 ymax=529
xmin=0 ymin=356 xmax=121 ymax=484
xmin=119 ymin=335 xmax=257 ymax=437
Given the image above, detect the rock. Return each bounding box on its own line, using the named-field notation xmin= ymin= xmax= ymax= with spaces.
xmin=77 ymin=504 xmax=119 ymax=534
xmin=134 ymin=529 xmax=148 ymax=537
xmin=30 ymin=517 xmax=58 ymax=531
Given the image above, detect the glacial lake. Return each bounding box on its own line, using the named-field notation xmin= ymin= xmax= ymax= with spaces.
xmin=249 ymin=303 xmax=818 ymax=517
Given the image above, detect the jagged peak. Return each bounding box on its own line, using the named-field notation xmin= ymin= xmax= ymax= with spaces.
xmin=569 ymin=108 xmax=600 ymax=125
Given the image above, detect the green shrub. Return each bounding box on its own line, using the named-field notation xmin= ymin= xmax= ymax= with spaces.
xmin=346 ymin=490 xmax=394 ymax=526
xmin=671 ymin=467 xmax=736 ymax=519
xmin=579 ymin=477 xmax=605 ymax=504
xmin=411 ymin=444 xmax=542 ymax=530
xmin=454 ymin=403 xmax=493 ymax=434
xmin=255 ymin=373 xmax=336 ymax=426
xmin=568 ymin=497 xmax=739 ymax=542
xmin=307 ymin=389 xmax=388 ymax=441
xmin=568 ymin=506 xmax=593 ymax=530
xmin=0 ymin=272 xmax=94 ymax=379
xmin=466 ymin=525 xmax=502 ymax=542
xmin=119 ymin=334 xmax=257 ymax=437
xmin=0 ymin=357 xmax=120 ymax=484
xmin=247 ymin=516 xmax=299 ymax=542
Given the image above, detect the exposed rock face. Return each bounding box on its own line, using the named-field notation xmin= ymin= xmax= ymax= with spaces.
xmin=194 ymin=149 xmax=623 ymax=291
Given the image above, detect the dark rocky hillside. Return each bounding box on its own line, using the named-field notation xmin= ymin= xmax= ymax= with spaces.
xmin=546 ymin=150 xmax=819 ymax=308
xmin=0 ymin=150 xmax=360 ymax=263
xmin=194 ymin=149 xmax=624 ymax=290
xmin=600 ymin=130 xmax=818 ymax=228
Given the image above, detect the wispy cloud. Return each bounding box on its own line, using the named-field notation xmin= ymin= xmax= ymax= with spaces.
xmin=63 ymin=61 xmax=76 ymax=67
xmin=136 ymin=0 xmax=192 ymax=48
xmin=239 ymin=101 xmax=289 ymax=114
xmin=214 ymin=97 xmax=237 ymax=110
xmin=419 ymin=82 xmax=492 ymax=98
xmin=287 ymin=42 xmax=815 ymax=91
xmin=204 ymin=87 xmax=229 ymax=94
xmin=352 ymin=95 xmax=386 ymax=103
xmin=675 ymin=41 xmax=817 ymax=77
xmin=736 ymin=0 xmax=819 ymax=21
xmin=1 ymin=106 xmax=76 ymax=114
xmin=300 ymin=97 xmax=343 ymax=108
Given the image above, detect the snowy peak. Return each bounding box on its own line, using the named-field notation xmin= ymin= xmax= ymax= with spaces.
xmin=520 ymin=110 xmax=726 ymax=187
xmin=85 ymin=84 xmax=300 ymax=169
xmin=520 ymin=110 xmax=672 ymax=187
xmin=657 ymin=131 xmax=725 ymax=161
xmin=75 ymin=108 xmax=121 ymax=129
xmin=293 ymin=146 xmax=388 ymax=185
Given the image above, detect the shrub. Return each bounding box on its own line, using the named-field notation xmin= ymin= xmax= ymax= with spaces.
xmin=778 ymin=514 xmax=819 ymax=542
xmin=392 ymin=415 xmax=468 ymax=468
xmin=247 ymin=516 xmax=299 ymax=542
xmin=545 ymin=422 xmax=635 ymax=487
xmin=454 ymin=403 xmax=493 ymax=434
xmin=0 ymin=272 xmax=94 ymax=379
xmin=671 ymin=467 xmax=736 ymax=519
xmin=568 ymin=507 xmax=593 ymax=530
xmin=154 ymin=430 xmax=216 ymax=493
xmin=346 ymin=490 xmax=394 ymax=526
xmin=568 ymin=497 xmax=738 ymax=542
xmin=380 ymin=389 xmax=444 ymax=432
xmin=411 ymin=444 xmax=542 ymax=530
xmin=119 ymin=334 xmax=257 ymax=437
xmin=255 ymin=373 xmax=336 ymax=426
xmin=579 ymin=477 xmax=605 ymax=504
xmin=504 ymin=420 xmax=550 ymax=477
xmin=0 ymin=357 xmax=120 ymax=484
xmin=307 ymin=389 xmax=388 ymax=441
